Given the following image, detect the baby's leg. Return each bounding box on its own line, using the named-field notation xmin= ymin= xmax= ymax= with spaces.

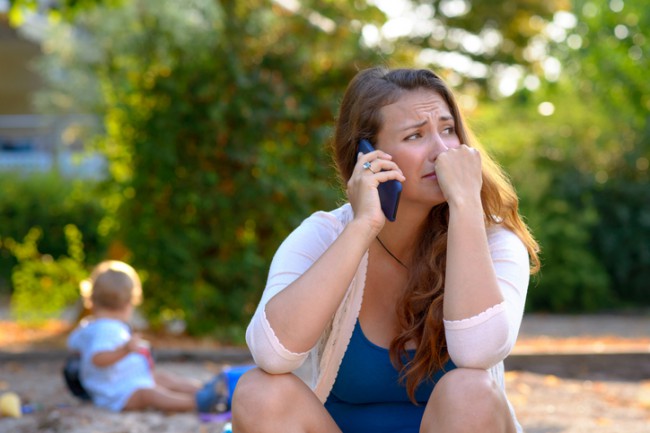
xmin=123 ymin=386 xmax=196 ymax=412
xmin=154 ymin=370 xmax=202 ymax=394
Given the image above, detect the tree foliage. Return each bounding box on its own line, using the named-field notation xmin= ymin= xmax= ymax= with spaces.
xmin=6 ymin=0 xmax=650 ymax=333
xmin=33 ymin=0 xmax=388 ymax=338
xmin=567 ymin=0 xmax=650 ymax=307
xmin=0 ymin=172 xmax=107 ymax=297
xmin=7 ymin=0 xmax=122 ymax=24
xmin=5 ymin=224 xmax=87 ymax=323
xmin=476 ymin=0 xmax=650 ymax=311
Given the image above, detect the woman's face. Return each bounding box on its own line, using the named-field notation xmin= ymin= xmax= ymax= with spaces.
xmin=375 ymin=89 xmax=461 ymax=209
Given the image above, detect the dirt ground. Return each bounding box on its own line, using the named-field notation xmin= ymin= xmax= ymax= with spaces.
xmin=0 ymin=359 xmax=228 ymax=433
xmin=506 ymin=370 xmax=650 ymax=432
xmin=0 ymin=358 xmax=648 ymax=433
xmin=1 ymin=313 xmax=649 ymax=432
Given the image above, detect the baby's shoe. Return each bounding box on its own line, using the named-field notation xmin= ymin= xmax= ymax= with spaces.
xmin=196 ymin=364 xmax=256 ymax=413
xmin=196 ymin=375 xmax=228 ymax=413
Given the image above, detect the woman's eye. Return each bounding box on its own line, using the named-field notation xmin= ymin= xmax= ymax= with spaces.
xmin=442 ymin=126 xmax=455 ymax=135
xmin=405 ymin=133 xmax=421 ymax=141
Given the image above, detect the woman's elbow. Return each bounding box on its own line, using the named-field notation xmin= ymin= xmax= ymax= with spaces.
xmin=252 ymin=356 xmax=302 ymax=375
xmin=246 ymin=326 xmax=307 ymax=374
xmin=448 ymin=328 xmax=513 ymax=369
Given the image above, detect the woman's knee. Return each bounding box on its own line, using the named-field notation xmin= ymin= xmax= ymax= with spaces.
xmin=422 ymin=368 xmax=513 ymax=432
xmin=232 ymin=368 xmax=341 ymax=433
xmin=232 ymin=368 xmax=306 ymax=418
xmin=437 ymin=368 xmax=503 ymax=403
xmin=438 ymin=368 xmax=500 ymax=398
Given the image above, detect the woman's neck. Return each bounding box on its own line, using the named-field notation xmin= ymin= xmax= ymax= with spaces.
xmin=378 ymin=212 xmax=428 ymax=265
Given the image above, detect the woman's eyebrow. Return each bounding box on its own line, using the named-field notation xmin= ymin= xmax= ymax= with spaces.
xmin=399 ymin=115 xmax=454 ymax=131
xmin=400 ymin=120 xmax=427 ymax=131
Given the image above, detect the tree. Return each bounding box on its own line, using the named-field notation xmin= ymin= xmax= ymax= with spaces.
xmin=361 ymin=0 xmax=564 ymax=97
xmin=15 ymin=0 xmax=649 ymax=332
xmin=473 ymin=0 xmax=650 ymax=311
xmin=563 ymin=0 xmax=650 ymax=307
xmin=33 ymin=0 xmax=387 ymax=338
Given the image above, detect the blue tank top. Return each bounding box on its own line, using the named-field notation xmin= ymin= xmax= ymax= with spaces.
xmin=324 ymin=320 xmax=456 ymax=433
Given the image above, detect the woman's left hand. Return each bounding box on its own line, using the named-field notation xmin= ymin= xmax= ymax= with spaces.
xmin=434 ymin=144 xmax=483 ymax=208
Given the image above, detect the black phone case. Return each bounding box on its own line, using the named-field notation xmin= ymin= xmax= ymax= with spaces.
xmin=357 ymin=139 xmax=402 ymax=221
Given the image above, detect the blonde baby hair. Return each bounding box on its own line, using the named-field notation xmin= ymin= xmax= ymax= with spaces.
xmin=80 ymin=260 xmax=142 ymax=310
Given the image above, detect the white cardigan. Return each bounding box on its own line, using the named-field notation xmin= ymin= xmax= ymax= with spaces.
xmin=246 ymin=204 xmax=530 ymax=431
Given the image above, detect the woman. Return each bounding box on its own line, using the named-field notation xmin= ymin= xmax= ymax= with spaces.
xmin=232 ymin=67 xmax=540 ymax=433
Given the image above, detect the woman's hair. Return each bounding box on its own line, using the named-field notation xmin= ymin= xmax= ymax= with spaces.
xmin=80 ymin=260 xmax=143 ymax=311
xmin=331 ymin=67 xmax=540 ymax=401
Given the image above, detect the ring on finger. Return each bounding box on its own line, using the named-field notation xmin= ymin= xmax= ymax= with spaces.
xmin=363 ymin=161 xmax=376 ymax=174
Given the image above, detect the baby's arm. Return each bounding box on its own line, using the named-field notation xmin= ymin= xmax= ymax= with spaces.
xmin=91 ymin=334 xmax=145 ymax=367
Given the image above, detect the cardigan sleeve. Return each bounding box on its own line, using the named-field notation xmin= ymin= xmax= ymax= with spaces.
xmin=443 ymin=227 xmax=530 ymax=369
xmin=246 ymin=211 xmax=342 ymax=374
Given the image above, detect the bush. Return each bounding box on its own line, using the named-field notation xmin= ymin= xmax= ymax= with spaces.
xmin=36 ymin=0 xmax=383 ymax=340
xmin=4 ymin=225 xmax=87 ymax=323
xmin=0 ymin=171 xmax=108 ymax=295
xmin=521 ymin=164 xmax=615 ymax=312
xmin=590 ymin=179 xmax=650 ymax=307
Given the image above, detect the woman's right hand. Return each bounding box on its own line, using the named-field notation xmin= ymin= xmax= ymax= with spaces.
xmin=347 ymin=150 xmax=405 ymax=235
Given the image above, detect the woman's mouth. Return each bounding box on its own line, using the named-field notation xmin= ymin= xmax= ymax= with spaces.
xmin=422 ymin=171 xmax=437 ymax=180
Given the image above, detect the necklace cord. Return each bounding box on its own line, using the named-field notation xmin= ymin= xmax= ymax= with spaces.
xmin=376 ymin=236 xmax=408 ymax=270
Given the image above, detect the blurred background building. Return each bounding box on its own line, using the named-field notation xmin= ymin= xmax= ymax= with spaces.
xmin=0 ymin=14 xmax=103 ymax=177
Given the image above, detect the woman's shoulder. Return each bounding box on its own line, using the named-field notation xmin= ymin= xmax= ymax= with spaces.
xmin=487 ymin=223 xmax=519 ymax=239
xmin=274 ymin=203 xmax=352 ymax=256
xmin=300 ymin=203 xmax=353 ymax=233
xmin=486 ymin=224 xmax=528 ymax=257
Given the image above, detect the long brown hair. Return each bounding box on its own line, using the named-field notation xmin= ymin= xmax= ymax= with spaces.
xmin=331 ymin=67 xmax=540 ymax=401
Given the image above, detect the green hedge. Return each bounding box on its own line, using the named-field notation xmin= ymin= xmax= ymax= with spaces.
xmin=9 ymin=0 xmax=647 ymax=334
xmin=590 ymin=179 xmax=650 ymax=307
xmin=520 ymin=167 xmax=614 ymax=312
xmin=33 ymin=0 xmax=383 ymax=340
xmin=0 ymin=171 xmax=109 ymax=322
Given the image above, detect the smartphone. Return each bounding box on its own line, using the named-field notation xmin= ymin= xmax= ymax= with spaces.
xmin=357 ymin=139 xmax=402 ymax=222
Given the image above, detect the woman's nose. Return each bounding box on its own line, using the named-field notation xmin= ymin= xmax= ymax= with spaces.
xmin=428 ymin=133 xmax=449 ymax=160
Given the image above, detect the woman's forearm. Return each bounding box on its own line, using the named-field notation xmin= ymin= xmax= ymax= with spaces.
xmin=443 ymin=199 xmax=503 ymax=321
xmin=264 ymin=219 xmax=375 ymax=354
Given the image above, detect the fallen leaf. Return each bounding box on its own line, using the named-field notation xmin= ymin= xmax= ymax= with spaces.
xmin=596 ymin=417 xmax=612 ymax=426
xmin=544 ymin=375 xmax=560 ymax=386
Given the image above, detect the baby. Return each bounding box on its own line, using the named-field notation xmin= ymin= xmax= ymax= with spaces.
xmin=67 ymin=260 xmax=218 ymax=412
